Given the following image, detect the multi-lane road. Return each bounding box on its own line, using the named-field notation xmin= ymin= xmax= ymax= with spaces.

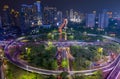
xmin=107 ymin=59 xmax=120 ymax=79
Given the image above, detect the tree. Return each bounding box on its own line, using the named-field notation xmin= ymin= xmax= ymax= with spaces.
xmin=51 ymin=60 xmax=58 ymax=70
xmin=47 ymin=75 xmax=56 ymax=79
xmin=61 ymin=59 xmax=69 ymax=68
xmin=68 ymin=35 xmax=74 ymax=40
xmin=93 ymin=70 xmax=103 ymax=79
xmin=60 ymin=72 xmax=69 ymax=79
xmin=47 ymin=33 xmax=52 ymax=40
xmin=74 ymin=74 xmax=85 ymax=79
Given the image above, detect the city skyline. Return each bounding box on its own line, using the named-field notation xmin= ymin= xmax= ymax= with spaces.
xmin=0 ymin=0 xmax=120 ymax=13
xmin=1 ymin=1 xmax=120 ymax=79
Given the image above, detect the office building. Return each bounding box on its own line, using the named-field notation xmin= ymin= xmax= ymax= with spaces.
xmin=20 ymin=1 xmax=43 ymax=34
xmin=65 ymin=10 xmax=69 ymax=19
xmin=43 ymin=6 xmax=57 ymax=25
xmin=70 ymin=9 xmax=74 ymax=21
xmin=98 ymin=9 xmax=109 ymax=28
xmin=34 ymin=1 xmax=42 ymax=25
xmin=56 ymin=11 xmax=63 ymax=26
xmin=2 ymin=5 xmax=12 ymax=27
xmin=86 ymin=14 xmax=95 ymax=27
xmin=70 ymin=9 xmax=82 ymax=23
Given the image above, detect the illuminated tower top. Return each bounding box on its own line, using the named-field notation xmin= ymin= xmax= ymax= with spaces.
xmin=34 ymin=1 xmax=41 ymax=13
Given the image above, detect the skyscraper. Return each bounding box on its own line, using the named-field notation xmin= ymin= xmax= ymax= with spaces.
xmin=2 ymin=5 xmax=11 ymax=27
xmin=69 ymin=9 xmax=82 ymax=23
xmin=20 ymin=4 xmax=33 ymax=33
xmin=34 ymin=1 xmax=42 ymax=25
xmin=35 ymin=1 xmax=41 ymax=13
xmin=43 ymin=6 xmax=57 ymax=25
xmin=86 ymin=14 xmax=95 ymax=27
xmin=57 ymin=11 xmax=63 ymax=25
xmin=20 ymin=1 xmax=43 ymax=34
xmin=65 ymin=10 xmax=69 ymax=19
xmin=70 ymin=9 xmax=74 ymax=21
xmin=98 ymin=9 xmax=109 ymax=28
xmin=20 ymin=1 xmax=43 ymax=27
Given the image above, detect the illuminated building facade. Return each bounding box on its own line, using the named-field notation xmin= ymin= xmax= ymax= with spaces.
xmin=69 ymin=9 xmax=82 ymax=23
xmin=86 ymin=14 xmax=95 ymax=27
xmin=70 ymin=9 xmax=74 ymax=21
xmin=2 ymin=5 xmax=11 ymax=27
xmin=0 ymin=4 xmax=20 ymax=31
xmin=43 ymin=6 xmax=57 ymax=25
xmin=34 ymin=1 xmax=42 ymax=26
xmin=20 ymin=1 xmax=42 ymax=27
xmin=20 ymin=1 xmax=42 ymax=34
xmin=56 ymin=11 xmax=63 ymax=26
xmin=65 ymin=10 xmax=69 ymax=19
xmin=98 ymin=9 xmax=109 ymax=28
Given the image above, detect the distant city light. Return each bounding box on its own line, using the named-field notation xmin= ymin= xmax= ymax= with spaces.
xmin=57 ymin=22 xmax=60 ymax=26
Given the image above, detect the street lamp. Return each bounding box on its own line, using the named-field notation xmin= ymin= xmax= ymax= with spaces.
xmin=25 ymin=47 xmax=28 ymax=53
xmin=25 ymin=47 xmax=28 ymax=50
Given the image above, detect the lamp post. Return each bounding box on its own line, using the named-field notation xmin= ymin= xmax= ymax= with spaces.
xmin=25 ymin=47 xmax=28 ymax=55
xmin=25 ymin=47 xmax=28 ymax=52
xmin=0 ymin=48 xmax=5 ymax=79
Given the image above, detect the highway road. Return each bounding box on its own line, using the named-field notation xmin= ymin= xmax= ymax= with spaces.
xmin=107 ymin=60 xmax=120 ymax=79
xmin=3 ymin=34 xmax=120 ymax=78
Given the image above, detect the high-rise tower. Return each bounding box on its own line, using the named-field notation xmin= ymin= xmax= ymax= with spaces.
xmin=34 ymin=1 xmax=42 ymax=25
xmin=43 ymin=6 xmax=57 ymax=25
xmin=86 ymin=14 xmax=96 ymax=27
xmin=70 ymin=9 xmax=74 ymax=21
xmin=2 ymin=5 xmax=11 ymax=27
xmin=57 ymin=11 xmax=63 ymax=25
xmin=98 ymin=9 xmax=109 ymax=28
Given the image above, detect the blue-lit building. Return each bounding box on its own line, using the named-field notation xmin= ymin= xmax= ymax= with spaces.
xmin=20 ymin=4 xmax=33 ymax=34
xmin=98 ymin=9 xmax=109 ymax=28
xmin=43 ymin=6 xmax=57 ymax=25
xmin=86 ymin=14 xmax=96 ymax=27
xmin=56 ymin=11 xmax=63 ymax=26
xmin=34 ymin=1 xmax=42 ymax=25
xmin=70 ymin=9 xmax=74 ymax=21
xmin=69 ymin=9 xmax=82 ymax=23
xmin=20 ymin=1 xmax=43 ymax=34
xmin=2 ymin=5 xmax=12 ymax=27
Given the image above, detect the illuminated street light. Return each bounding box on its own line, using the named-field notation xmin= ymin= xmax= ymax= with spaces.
xmin=25 ymin=47 xmax=28 ymax=50
xmin=25 ymin=47 xmax=28 ymax=52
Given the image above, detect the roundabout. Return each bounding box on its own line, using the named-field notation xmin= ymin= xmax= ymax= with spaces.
xmin=4 ymin=34 xmax=120 ymax=79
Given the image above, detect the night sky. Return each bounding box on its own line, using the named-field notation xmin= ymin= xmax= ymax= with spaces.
xmin=0 ymin=0 xmax=120 ymax=13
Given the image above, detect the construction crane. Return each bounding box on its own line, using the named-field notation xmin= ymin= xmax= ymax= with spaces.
xmin=58 ymin=19 xmax=68 ymax=41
